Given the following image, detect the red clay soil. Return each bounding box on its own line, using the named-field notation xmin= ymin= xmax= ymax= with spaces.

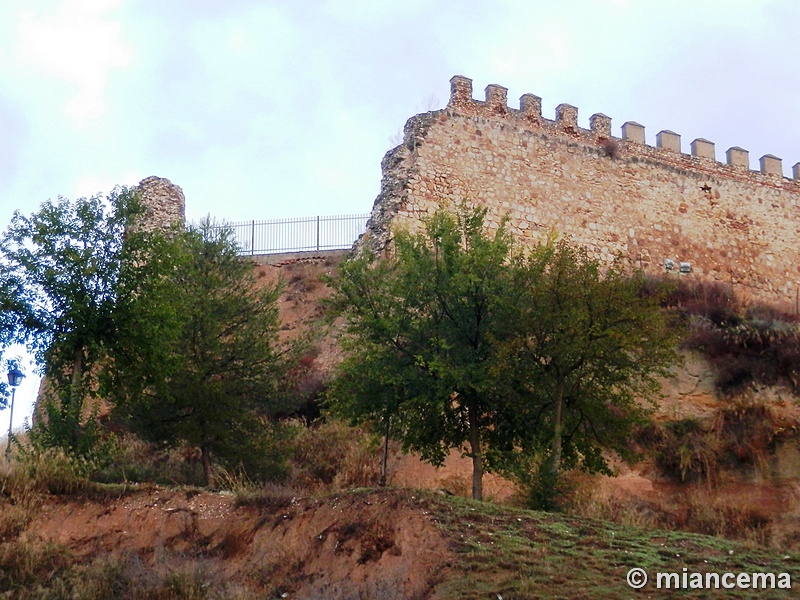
xmin=390 ymin=449 xmax=517 ymax=502
xmin=21 ymin=487 xmax=453 ymax=599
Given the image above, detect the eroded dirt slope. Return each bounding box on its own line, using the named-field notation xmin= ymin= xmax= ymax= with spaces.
xmin=21 ymin=487 xmax=452 ymax=599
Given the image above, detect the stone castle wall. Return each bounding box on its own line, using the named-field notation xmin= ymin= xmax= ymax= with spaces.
xmin=362 ymin=76 xmax=800 ymax=308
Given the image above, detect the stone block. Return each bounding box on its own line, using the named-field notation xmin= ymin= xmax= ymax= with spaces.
xmin=656 ymin=130 xmax=681 ymax=153
xmin=520 ymin=94 xmax=542 ymax=119
xmin=485 ymin=84 xmax=508 ymax=113
xmin=556 ymin=103 xmax=578 ymax=132
xmin=760 ymin=154 xmax=783 ymax=177
xmin=726 ymin=146 xmax=749 ymax=169
xmin=621 ymin=121 xmax=645 ymax=144
xmin=691 ymin=138 xmax=715 ymax=161
xmin=449 ymin=75 xmax=473 ymax=106
xmin=135 ymin=176 xmax=186 ymax=232
xmin=590 ymin=113 xmax=612 ymax=138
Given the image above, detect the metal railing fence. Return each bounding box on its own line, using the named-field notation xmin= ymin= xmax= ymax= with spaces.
xmin=223 ymin=213 xmax=369 ymax=255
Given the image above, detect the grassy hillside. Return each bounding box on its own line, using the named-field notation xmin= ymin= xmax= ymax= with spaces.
xmin=428 ymin=490 xmax=798 ymax=598
xmin=1 ymin=483 xmax=798 ymax=599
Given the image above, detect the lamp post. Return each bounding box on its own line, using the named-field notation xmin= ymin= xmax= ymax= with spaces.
xmin=5 ymin=365 xmax=24 ymax=462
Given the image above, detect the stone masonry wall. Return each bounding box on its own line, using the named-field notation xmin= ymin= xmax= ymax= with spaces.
xmin=362 ymin=76 xmax=800 ymax=308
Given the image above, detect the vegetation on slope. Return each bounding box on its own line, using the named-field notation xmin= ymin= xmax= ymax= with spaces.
xmin=328 ymin=207 xmax=677 ymax=503
xmin=665 ymin=278 xmax=800 ymax=395
xmin=4 ymin=188 xmax=800 ymax=597
xmin=1 ymin=474 xmax=798 ymax=599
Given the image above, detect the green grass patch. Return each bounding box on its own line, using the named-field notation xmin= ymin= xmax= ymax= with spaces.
xmin=407 ymin=491 xmax=799 ymax=599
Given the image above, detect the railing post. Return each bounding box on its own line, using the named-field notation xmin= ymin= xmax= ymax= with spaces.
xmin=316 ymin=216 xmax=320 ymax=252
xmin=251 ymin=220 xmax=255 ymax=256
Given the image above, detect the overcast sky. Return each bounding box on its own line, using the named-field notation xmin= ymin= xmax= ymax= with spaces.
xmin=2 ymin=0 xmax=800 ymax=428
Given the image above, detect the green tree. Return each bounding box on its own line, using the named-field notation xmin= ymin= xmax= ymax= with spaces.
xmin=109 ymin=219 xmax=291 ymax=486
xmin=501 ymin=241 xmax=679 ymax=507
xmin=328 ymin=207 xmax=516 ymax=500
xmin=329 ymin=209 xmax=679 ymax=504
xmin=0 ymin=190 xmax=156 ymax=454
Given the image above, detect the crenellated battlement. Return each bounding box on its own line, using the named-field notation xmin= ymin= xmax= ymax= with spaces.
xmin=447 ymin=75 xmax=800 ymax=183
xmin=362 ymin=75 xmax=800 ymax=308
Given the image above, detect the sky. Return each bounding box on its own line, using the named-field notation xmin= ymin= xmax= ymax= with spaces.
xmin=1 ymin=0 xmax=800 ymax=429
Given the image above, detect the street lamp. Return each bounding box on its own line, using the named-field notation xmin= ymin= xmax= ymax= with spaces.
xmin=5 ymin=365 xmax=25 ymax=462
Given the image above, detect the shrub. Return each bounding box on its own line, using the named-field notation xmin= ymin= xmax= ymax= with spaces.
xmin=231 ymin=480 xmax=297 ymax=510
xmin=211 ymin=418 xmax=293 ymax=485
xmin=746 ymin=303 xmax=799 ymax=324
xmin=90 ymin=434 xmax=207 ymax=487
xmin=289 ymin=419 xmax=381 ymax=492
xmin=504 ymin=454 xmax=569 ymax=511
xmin=680 ymin=488 xmax=772 ymax=545
xmin=277 ymin=350 xmax=325 ymax=425
xmin=652 ymin=419 xmax=721 ymax=484
xmin=681 ymin=299 xmax=800 ymax=394
xmin=0 ymin=540 xmax=73 ymax=594
xmin=601 ymin=138 xmax=620 ymax=159
xmin=712 ymin=394 xmax=778 ymax=472
xmin=565 ymin=476 xmax=776 ymax=547
xmin=15 ymin=447 xmax=95 ymax=495
xmin=0 ymin=546 xmax=263 ymax=599
xmin=0 ymin=477 xmax=39 ymax=542
xmin=663 ymin=278 xmax=738 ymax=326
xmin=564 ymin=472 xmax=667 ymax=530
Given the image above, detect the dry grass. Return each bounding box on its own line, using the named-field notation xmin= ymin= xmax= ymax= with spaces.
xmin=563 ymin=467 xmax=800 ymax=551
xmin=562 ymin=472 xmax=666 ymax=531
xmin=676 ymin=291 xmax=800 ymax=394
xmin=678 ymin=487 xmax=773 ymax=546
xmin=92 ymin=434 xmax=207 ymax=487
xmin=0 ymin=543 xmax=264 ymax=599
xmin=214 ymin=419 xmax=383 ymax=507
xmin=712 ymin=392 xmax=780 ymax=472
xmin=637 ymin=393 xmax=786 ymax=485
xmin=283 ymin=261 xmax=323 ymax=303
xmin=288 ymin=419 xmax=382 ymax=492
xmin=0 ymin=461 xmax=41 ymax=543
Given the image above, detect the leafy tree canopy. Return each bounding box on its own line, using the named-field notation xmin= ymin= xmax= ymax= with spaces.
xmin=2 ymin=193 xmax=297 ymax=485
xmin=328 ymin=207 xmax=517 ymax=500
xmin=108 ymin=219 xmax=293 ymax=486
xmin=0 ymin=189 xmax=156 ymax=453
xmin=328 ymin=207 xmax=679 ymax=503
xmin=497 ymin=241 xmax=680 ymax=507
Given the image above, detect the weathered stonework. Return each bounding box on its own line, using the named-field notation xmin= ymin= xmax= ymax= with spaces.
xmin=362 ymin=76 xmax=800 ymax=308
xmin=135 ymin=176 xmax=186 ymax=231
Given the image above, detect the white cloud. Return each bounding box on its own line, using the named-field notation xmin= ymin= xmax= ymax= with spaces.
xmin=14 ymin=0 xmax=133 ymax=126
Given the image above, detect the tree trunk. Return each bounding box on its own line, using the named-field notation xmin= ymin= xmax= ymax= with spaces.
xmin=467 ymin=401 xmax=483 ymax=501
xmin=201 ymin=444 xmax=215 ymax=488
xmin=380 ymin=414 xmax=390 ymax=487
xmin=69 ymin=344 xmax=84 ymax=448
xmin=551 ymin=381 xmax=565 ymax=475
xmin=70 ymin=344 xmax=83 ymax=410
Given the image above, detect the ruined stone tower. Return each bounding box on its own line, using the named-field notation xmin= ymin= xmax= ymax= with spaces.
xmin=134 ymin=176 xmax=186 ymax=231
